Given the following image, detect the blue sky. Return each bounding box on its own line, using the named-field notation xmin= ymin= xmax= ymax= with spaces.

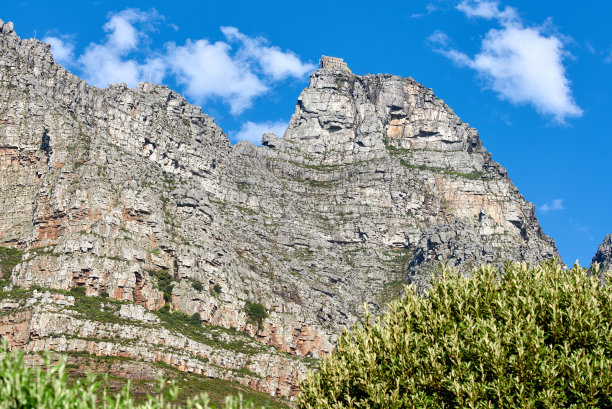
xmin=3 ymin=0 xmax=611 ymax=266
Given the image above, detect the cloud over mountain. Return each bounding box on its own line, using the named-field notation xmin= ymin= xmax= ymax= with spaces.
xmin=429 ymin=0 xmax=582 ymax=123
xmin=44 ymin=8 xmax=315 ymax=115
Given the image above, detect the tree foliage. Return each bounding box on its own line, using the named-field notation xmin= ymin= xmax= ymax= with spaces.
xmin=298 ymin=261 xmax=612 ymax=408
xmin=244 ymin=301 xmax=268 ymax=331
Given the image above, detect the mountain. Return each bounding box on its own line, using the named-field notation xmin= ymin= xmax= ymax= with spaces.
xmin=0 ymin=19 xmax=558 ymax=400
xmin=592 ymin=234 xmax=612 ymax=272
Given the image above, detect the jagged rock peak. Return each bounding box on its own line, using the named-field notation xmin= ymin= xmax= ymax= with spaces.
xmin=268 ymin=63 xmax=483 ymax=168
xmin=592 ymin=234 xmax=612 ymax=272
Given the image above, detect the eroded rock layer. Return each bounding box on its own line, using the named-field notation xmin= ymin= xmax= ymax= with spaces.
xmin=0 ymin=19 xmax=557 ymax=398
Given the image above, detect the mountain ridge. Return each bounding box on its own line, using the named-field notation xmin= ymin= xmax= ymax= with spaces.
xmin=0 ymin=18 xmax=558 ymax=399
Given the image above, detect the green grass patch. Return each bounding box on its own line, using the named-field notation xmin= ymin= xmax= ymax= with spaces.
xmin=154 ymin=308 xmax=265 ymax=355
xmin=67 ymin=290 xmax=133 ymax=325
xmin=233 ymin=205 xmax=259 ymax=215
xmin=0 ymin=246 xmax=24 ymax=275
xmin=0 ymin=246 xmax=23 ymax=288
xmin=382 ymin=248 xmax=413 ymax=266
xmin=399 ymin=159 xmax=486 ymax=180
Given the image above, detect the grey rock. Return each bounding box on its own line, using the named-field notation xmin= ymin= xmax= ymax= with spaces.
xmin=0 ymin=22 xmax=559 ymax=398
xmin=592 ymin=234 xmax=612 ymax=272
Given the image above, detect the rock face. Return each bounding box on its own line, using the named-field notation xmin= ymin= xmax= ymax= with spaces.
xmin=0 ymin=20 xmax=558 ymax=398
xmin=0 ymin=290 xmax=307 ymax=398
xmin=592 ymin=234 xmax=612 ymax=272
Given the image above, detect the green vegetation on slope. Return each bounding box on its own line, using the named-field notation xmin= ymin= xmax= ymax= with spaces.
xmin=0 ymin=246 xmax=24 ymax=288
xmin=0 ymin=342 xmax=273 ymax=408
xmin=155 ymin=306 xmax=266 ymax=355
xmin=298 ymin=261 xmax=612 ymax=408
xmin=399 ymin=159 xmax=486 ymax=180
xmin=60 ymin=352 xmax=289 ymax=408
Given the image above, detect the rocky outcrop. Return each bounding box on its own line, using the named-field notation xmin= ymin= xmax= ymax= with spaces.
xmin=0 ymin=19 xmax=558 ymax=398
xmin=592 ymin=234 xmax=612 ymax=272
xmin=0 ymin=290 xmax=308 ymax=398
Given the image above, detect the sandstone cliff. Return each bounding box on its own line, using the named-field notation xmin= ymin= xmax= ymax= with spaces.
xmin=0 ymin=19 xmax=558 ymax=399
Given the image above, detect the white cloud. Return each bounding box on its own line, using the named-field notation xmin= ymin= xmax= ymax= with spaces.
xmin=43 ymin=10 xmax=314 ymax=115
xmin=456 ymin=0 xmax=518 ymax=23
xmin=411 ymin=3 xmax=438 ymax=19
xmin=426 ymin=30 xmax=450 ymax=47
xmin=539 ymin=199 xmax=564 ymax=213
xmin=166 ymin=26 xmax=314 ymax=114
xmin=429 ymin=1 xmax=582 ymax=123
xmin=166 ymin=39 xmax=268 ymax=115
xmin=605 ymin=47 xmax=612 ymax=64
xmin=43 ymin=35 xmax=75 ymax=65
xmin=233 ymin=120 xmax=287 ymax=145
xmin=103 ymin=9 xmax=149 ymax=51
xmin=77 ymin=9 xmax=165 ymax=88
xmin=221 ymin=27 xmax=316 ymax=81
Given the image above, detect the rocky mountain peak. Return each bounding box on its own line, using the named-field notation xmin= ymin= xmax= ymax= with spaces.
xmin=0 ymin=22 xmax=559 ymax=400
xmin=592 ymin=234 xmax=612 ymax=272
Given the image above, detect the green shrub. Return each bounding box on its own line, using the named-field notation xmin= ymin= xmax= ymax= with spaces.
xmin=0 ymin=246 xmax=23 ymax=274
xmin=69 ymin=286 xmax=86 ymax=296
xmin=244 ymin=301 xmax=268 ymax=331
xmin=0 ymin=246 xmax=24 ymax=287
xmin=100 ymin=291 xmax=109 ymax=298
xmin=191 ymin=281 xmax=204 ymax=292
xmin=0 ymin=341 xmax=263 ymax=408
xmin=298 ymin=261 xmax=612 ymax=408
xmin=150 ymin=270 xmax=174 ymax=302
xmin=213 ymin=284 xmax=222 ymax=294
xmin=188 ymin=312 xmax=203 ymax=325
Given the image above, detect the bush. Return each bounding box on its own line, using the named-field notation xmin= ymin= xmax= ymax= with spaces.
xmin=0 ymin=246 xmax=23 ymax=276
xmin=150 ymin=270 xmax=174 ymax=302
xmin=0 ymin=341 xmax=263 ymax=408
xmin=298 ymin=261 xmax=612 ymax=408
xmin=188 ymin=312 xmax=203 ymax=325
xmin=213 ymin=283 xmax=222 ymax=294
xmin=191 ymin=281 xmax=204 ymax=292
xmin=69 ymin=286 xmax=86 ymax=296
xmin=244 ymin=301 xmax=268 ymax=331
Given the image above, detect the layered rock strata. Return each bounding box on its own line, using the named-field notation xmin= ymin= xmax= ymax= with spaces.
xmin=0 ymin=290 xmax=307 ymax=398
xmin=0 ymin=19 xmax=558 ymax=398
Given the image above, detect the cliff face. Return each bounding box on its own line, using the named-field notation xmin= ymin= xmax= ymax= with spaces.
xmin=592 ymin=234 xmax=612 ymax=272
xmin=0 ymin=19 xmax=558 ymax=398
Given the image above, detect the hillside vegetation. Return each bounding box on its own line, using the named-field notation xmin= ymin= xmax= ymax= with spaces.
xmin=298 ymin=261 xmax=612 ymax=408
xmin=0 ymin=343 xmax=266 ymax=409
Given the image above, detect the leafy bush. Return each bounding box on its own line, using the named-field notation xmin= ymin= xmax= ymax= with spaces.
xmin=150 ymin=270 xmax=174 ymax=302
xmin=188 ymin=312 xmax=203 ymax=325
xmin=213 ymin=284 xmax=222 ymax=294
xmin=70 ymin=286 xmax=86 ymax=296
xmin=0 ymin=341 xmax=263 ymax=408
xmin=191 ymin=281 xmax=204 ymax=292
xmin=298 ymin=261 xmax=612 ymax=408
xmin=244 ymin=301 xmax=268 ymax=331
